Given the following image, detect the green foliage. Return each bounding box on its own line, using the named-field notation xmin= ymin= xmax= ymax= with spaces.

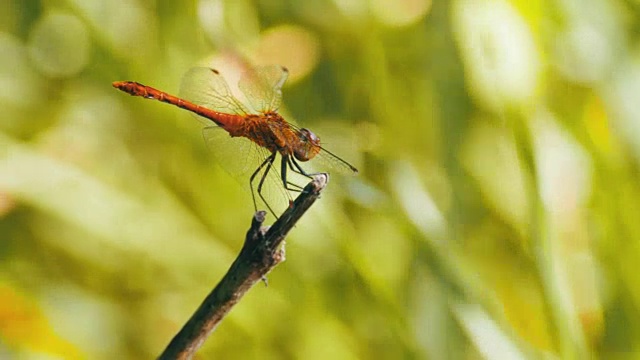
xmin=1 ymin=0 xmax=638 ymax=358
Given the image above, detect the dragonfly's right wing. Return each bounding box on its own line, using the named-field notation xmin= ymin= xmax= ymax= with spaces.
xmin=202 ymin=126 xmax=258 ymax=178
xmin=202 ymin=126 xmax=295 ymax=218
xmin=179 ymin=67 xmax=251 ymax=125
xmin=315 ymin=146 xmax=359 ymax=175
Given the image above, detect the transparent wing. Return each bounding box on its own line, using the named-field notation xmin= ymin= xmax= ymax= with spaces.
xmin=202 ymin=126 xmax=257 ymax=177
xmin=313 ymin=147 xmax=359 ymax=175
xmin=202 ymin=126 xmax=297 ymax=218
xmin=179 ymin=67 xmax=251 ymax=126
xmin=238 ymin=65 xmax=289 ymax=113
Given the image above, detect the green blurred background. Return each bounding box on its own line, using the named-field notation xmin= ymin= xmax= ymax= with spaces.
xmin=1 ymin=0 xmax=639 ymax=358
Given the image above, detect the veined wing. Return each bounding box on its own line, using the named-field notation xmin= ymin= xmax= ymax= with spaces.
xmin=201 ymin=126 xmax=261 ymax=179
xmin=238 ymin=65 xmax=289 ymax=114
xmin=179 ymin=67 xmax=251 ymax=125
xmin=315 ymin=146 xmax=359 ymax=175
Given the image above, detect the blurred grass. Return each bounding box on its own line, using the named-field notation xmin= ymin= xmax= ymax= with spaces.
xmin=1 ymin=0 xmax=640 ymax=359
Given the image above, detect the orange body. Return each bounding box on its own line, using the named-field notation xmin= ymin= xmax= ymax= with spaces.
xmin=112 ymin=81 xmax=321 ymax=161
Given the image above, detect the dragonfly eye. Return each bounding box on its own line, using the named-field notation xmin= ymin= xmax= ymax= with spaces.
xmin=294 ymin=128 xmax=321 ymax=161
xmin=299 ymin=128 xmax=319 ymax=144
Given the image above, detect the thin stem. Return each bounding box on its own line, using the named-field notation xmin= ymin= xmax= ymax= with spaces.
xmin=157 ymin=174 xmax=329 ymax=360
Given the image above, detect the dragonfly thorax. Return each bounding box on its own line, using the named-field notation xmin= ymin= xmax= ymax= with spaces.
xmin=242 ymin=112 xmax=297 ymax=154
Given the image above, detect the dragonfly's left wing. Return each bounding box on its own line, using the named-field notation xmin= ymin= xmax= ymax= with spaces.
xmin=238 ymin=65 xmax=289 ymax=114
xmin=180 ymin=67 xmax=251 ymax=119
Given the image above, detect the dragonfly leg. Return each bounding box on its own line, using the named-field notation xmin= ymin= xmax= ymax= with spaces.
xmin=286 ymin=182 xmax=304 ymax=192
xmin=288 ymin=156 xmax=325 ymax=179
xmin=250 ymin=152 xmax=279 ymax=218
xmin=280 ymin=155 xmax=307 ymax=193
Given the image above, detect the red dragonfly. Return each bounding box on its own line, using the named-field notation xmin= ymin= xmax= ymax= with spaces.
xmin=113 ymin=65 xmax=358 ymax=218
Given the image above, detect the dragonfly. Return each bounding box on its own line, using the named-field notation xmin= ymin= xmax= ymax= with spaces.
xmin=113 ymin=65 xmax=358 ymax=218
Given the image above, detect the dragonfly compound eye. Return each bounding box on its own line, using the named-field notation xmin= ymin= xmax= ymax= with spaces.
xmin=300 ymin=128 xmax=319 ymax=143
xmin=294 ymin=128 xmax=321 ymax=161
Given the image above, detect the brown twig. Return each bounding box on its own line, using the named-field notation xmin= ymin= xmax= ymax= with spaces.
xmin=157 ymin=173 xmax=329 ymax=360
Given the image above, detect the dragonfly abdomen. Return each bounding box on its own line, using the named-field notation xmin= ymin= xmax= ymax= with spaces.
xmin=112 ymin=81 xmax=244 ymax=132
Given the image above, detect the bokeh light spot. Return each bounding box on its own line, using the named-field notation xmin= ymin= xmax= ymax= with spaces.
xmin=372 ymin=0 xmax=431 ymax=27
xmin=27 ymin=12 xmax=90 ymax=78
xmin=251 ymin=25 xmax=320 ymax=83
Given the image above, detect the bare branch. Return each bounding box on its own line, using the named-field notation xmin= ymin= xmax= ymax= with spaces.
xmin=158 ymin=174 xmax=329 ymax=360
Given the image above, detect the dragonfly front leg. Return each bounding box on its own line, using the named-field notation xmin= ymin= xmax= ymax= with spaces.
xmin=280 ymin=155 xmax=306 ymax=193
xmin=288 ymin=156 xmax=324 ymax=180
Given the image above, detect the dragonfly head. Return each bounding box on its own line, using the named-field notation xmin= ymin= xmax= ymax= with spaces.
xmin=294 ymin=128 xmax=322 ymax=162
